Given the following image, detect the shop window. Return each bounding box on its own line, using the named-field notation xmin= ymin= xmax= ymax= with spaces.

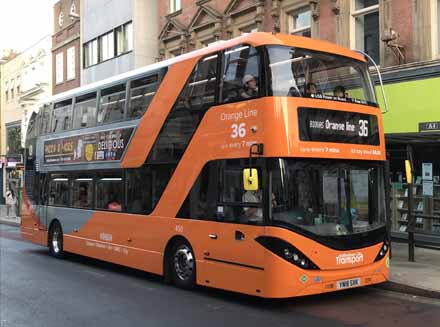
xmin=220 ymin=45 xmax=260 ymax=103
xmin=73 ymin=92 xmax=97 ymax=129
xmin=148 ymin=53 xmax=218 ymax=163
xmin=48 ymin=175 xmax=70 ymax=206
xmin=52 ymin=99 xmax=73 ymax=133
xmin=289 ymin=7 xmax=311 ymax=37
xmin=96 ymin=174 xmax=124 ymax=211
xmin=352 ymin=0 xmax=380 ymax=64
xmin=6 ymin=124 xmax=22 ymax=155
xmin=72 ymin=176 xmax=94 ymax=209
xmin=127 ymin=74 xmax=159 ymax=119
xmin=97 ymin=84 xmax=126 ymax=124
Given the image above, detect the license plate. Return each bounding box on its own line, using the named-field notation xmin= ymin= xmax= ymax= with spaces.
xmin=336 ymin=278 xmax=361 ymax=289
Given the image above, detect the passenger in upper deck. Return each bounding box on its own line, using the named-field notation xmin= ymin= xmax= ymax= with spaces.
xmin=240 ymin=74 xmax=258 ymax=99
xmin=333 ymin=85 xmax=346 ymax=98
xmin=304 ymin=82 xmax=318 ymax=97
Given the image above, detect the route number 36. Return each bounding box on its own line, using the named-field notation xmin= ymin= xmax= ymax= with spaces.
xmin=358 ymin=120 xmax=369 ymax=137
xmin=231 ymin=123 xmax=246 ymax=138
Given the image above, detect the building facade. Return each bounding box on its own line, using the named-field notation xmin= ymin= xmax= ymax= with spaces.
xmin=80 ymin=0 xmax=159 ymax=85
xmin=52 ymin=0 xmax=81 ymax=95
xmin=0 ymin=37 xmax=52 ymax=207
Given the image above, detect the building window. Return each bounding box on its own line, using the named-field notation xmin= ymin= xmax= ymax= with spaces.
xmin=84 ymin=39 xmax=98 ymax=68
xmin=59 ymin=11 xmax=64 ymax=27
xmin=115 ymin=22 xmax=133 ymax=55
xmin=5 ymin=81 xmax=9 ymax=101
xmin=352 ymin=0 xmax=380 ymax=64
xmin=16 ymin=76 xmax=20 ymax=95
xmin=56 ymin=52 xmax=64 ymax=84
xmin=289 ymin=7 xmax=311 ymax=37
xmin=10 ymin=79 xmax=15 ymax=99
xmin=100 ymin=31 xmax=115 ymax=61
xmin=70 ymin=2 xmax=76 ymax=17
xmin=170 ymin=0 xmax=181 ymax=13
xmin=67 ymin=46 xmax=75 ymax=80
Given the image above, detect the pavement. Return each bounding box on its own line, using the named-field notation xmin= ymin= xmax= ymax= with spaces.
xmin=1 ymin=212 xmax=439 ymax=300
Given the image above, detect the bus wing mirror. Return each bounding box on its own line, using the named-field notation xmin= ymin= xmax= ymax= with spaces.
xmin=243 ymin=168 xmax=259 ymax=191
xmin=353 ymin=49 xmax=389 ymax=114
xmin=405 ymin=160 xmax=413 ymax=184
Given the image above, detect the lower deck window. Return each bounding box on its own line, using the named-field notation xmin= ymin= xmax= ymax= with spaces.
xmin=96 ymin=176 xmax=123 ymax=211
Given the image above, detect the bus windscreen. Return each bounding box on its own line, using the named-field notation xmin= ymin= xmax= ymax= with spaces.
xmin=271 ymin=159 xmax=386 ymax=236
xmin=267 ymin=45 xmax=377 ymax=106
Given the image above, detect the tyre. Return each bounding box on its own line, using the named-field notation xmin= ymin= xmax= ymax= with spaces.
xmin=170 ymin=241 xmax=196 ymax=289
xmin=48 ymin=222 xmax=64 ymax=259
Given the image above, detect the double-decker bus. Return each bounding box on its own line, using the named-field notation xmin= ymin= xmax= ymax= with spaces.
xmin=21 ymin=32 xmax=389 ymax=298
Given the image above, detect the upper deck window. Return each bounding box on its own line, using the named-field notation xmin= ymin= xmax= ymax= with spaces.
xmin=52 ymin=99 xmax=73 ymax=133
xmin=73 ymin=92 xmax=97 ymax=129
xmin=127 ymin=74 xmax=159 ymax=119
xmin=40 ymin=104 xmax=52 ymax=135
xmin=220 ymin=45 xmax=260 ymax=103
xmin=98 ymin=84 xmax=126 ymax=124
xmin=267 ymin=46 xmax=377 ymax=106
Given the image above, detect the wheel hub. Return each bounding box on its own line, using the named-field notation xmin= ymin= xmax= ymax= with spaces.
xmin=173 ymin=245 xmax=194 ymax=281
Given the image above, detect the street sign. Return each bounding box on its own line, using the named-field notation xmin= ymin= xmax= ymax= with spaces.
xmin=419 ymin=121 xmax=440 ymax=132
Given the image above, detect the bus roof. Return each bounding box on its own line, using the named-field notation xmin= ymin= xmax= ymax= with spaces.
xmin=46 ymin=32 xmax=366 ymax=105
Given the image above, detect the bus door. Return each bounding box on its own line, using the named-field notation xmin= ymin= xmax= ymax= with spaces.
xmin=202 ymin=162 xmax=266 ymax=294
xmin=204 ymin=220 xmax=266 ymax=294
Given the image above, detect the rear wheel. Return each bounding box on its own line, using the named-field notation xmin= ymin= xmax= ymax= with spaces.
xmin=49 ymin=222 xmax=64 ymax=259
xmin=170 ymin=241 xmax=196 ymax=289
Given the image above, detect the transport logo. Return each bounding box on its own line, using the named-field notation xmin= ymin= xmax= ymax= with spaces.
xmin=336 ymin=252 xmax=364 ymax=265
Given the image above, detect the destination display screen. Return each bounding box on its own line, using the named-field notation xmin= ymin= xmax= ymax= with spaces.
xmin=43 ymin=128 xmax=134 ymax=165
xmin=298 ymin=107 xmax=379 ymax=145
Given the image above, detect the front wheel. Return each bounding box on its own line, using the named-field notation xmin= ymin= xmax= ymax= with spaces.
xmin=49 ymin=222 xmax=64 ymax=259
xmin=171 ymin=241 xmax=196 ymax=289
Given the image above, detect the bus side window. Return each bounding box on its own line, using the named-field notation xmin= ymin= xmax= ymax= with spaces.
xmin=126 ymin=166 xmax=152 ymax=214
xmin=72 ymin=176 xmax=94 ymax=209
xmin=96 ymin=174 xmax=124 ymax=211
xmin=40 ymin=104 xmax=52 ymax=135
xmin=52 ymin=99 xmax=73 ymax=133
xmin=220 ymin=45 xmax=260 ymax=103
xmin=127 ymin=74 xmax=159 ymax=119
xmin=98 ymin=84 xmax=126 ymax=124
xmin=73 ymin=92 xmax=97 ymax=129
xmin=148 ymin=54 xmax=218 ymax=163
xmin=48 ymin=175 xmax=70 ymax=206
xmin=177 ymin=161 xmax=218 ymax=220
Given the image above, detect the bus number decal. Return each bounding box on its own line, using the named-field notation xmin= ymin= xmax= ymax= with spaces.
xmin=175 ymin=225 xmax=183 ymax=233
xmin=231 ymin=123 xmax=246 ymax=139
xmin=358 ymin=120 xmax=369 ymax=137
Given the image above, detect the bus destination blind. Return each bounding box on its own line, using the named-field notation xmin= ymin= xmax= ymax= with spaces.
xmin=44 ymin=127 xmax=134 ymax=165
xmin=298 ymin=107 xmax=379 ymax=145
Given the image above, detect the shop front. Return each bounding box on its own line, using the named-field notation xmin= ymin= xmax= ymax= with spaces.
xmin=380 ymin=63 xmax=440 ymax=244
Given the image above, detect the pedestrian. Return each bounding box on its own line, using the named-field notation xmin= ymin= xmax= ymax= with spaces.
xmin=5 ymin=187 xmax=17 ymax=217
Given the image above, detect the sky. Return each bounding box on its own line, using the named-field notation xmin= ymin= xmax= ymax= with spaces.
xmin=0 ymin=0 xmax=58 ymax=53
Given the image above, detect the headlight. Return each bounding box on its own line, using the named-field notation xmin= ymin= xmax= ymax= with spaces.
xmin=374 ymin=239 xmax=390 ymax=262
xmin=256 ymin=236 xmax=320 ymax=270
